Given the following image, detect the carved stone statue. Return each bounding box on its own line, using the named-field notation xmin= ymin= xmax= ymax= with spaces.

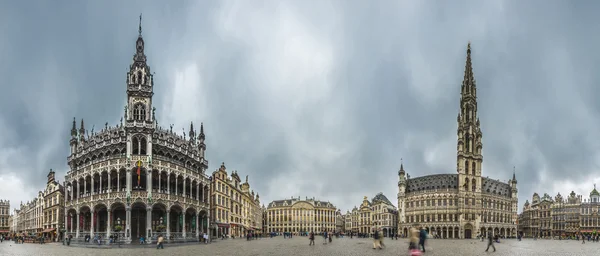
xmin=152 ymin=107 xmax=156 ymax=118
xmin=124 ymin=105 xmax=128 ymax=119
xmin=246 ymin=175 xmax=248 ymax=183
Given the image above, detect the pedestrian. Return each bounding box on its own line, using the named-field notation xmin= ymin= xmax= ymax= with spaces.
xmin=323 ymin=231 xmax=328 ymax=245
xmin=485 ymin=231 xmax=496 ymax=252
xmin=372 ymin=229 xmax=381 ymax=249
xmin=156 ymin=235 xmax=164 ymax=249
xmin=419 ymin=227 xmax=427 ymax=252
xmin=378 ymin=228 xmax=385 ymax=248
xmin=309 ymin=231 xmax=315 ymax=246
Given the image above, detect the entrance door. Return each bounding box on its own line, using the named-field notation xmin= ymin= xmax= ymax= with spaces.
xmin=465 ymin=229 xmax=472 ymax=239
xmin=131 ymin=209 xmax=147 ymax=239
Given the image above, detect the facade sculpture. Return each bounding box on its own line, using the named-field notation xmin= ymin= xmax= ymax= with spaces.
xmin=265 ymin=197 xmax=337 ymax=234
xmin=63 ymin=18 xmax=210 ymax=243
xmin=397 ymin=43 xmax=518 ymax=239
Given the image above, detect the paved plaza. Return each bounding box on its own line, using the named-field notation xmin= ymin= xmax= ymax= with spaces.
xmin=1 ymin=237 xmax=599 ymax=256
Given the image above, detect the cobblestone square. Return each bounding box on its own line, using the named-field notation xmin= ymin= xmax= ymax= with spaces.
xmin=2 ymin=237 xmax=600 ymax=256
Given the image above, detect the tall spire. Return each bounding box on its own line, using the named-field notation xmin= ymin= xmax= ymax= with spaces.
xmin=399 ymin=158 xmax=405 ymax=175
xmin=139 ymin=13 xmax=143 ymax=36
xmin=462 ymin=41 xmax=476 ymax=98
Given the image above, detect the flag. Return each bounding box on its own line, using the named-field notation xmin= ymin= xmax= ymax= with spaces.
xmin=137 ymin=160 xmax=141 ymax=186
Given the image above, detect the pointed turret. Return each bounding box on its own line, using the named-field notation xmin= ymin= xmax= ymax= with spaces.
xmin=199 ymin=122 xmax=205 ymax=141
xmin=71 ymin=117 xmax=77 ymax=137
xmin=189 ymin=121 xmax=196 ymax=141
xmin=512 ymin=167 xmax=517 ymax=184
xmin=398 ymin=158 xmax=405 ymax=176
xmin=462 ymin=42 xmax=477 ymax=98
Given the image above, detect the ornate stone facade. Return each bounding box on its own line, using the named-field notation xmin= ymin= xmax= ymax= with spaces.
xmin=0 ymin=199 xmax=9 ymax=235
xmin=345 ymin=193 xmax=398 ymax=237
xmin=265 ymin=197 xmax=337 ymax=234
xmin=63 ymin=18 xmax=211 ymax=243
xmin=397 ymin=43 xmax=518 ymax=239
xmin=519 ymin=187 xmax=600 ymax=238
xmin=15 ymin=193 xmax=44 ymax=234
xmin=210 ymin=163 xmax=262 ymax=238
xmin=42 ymin=169 xmax=65 ymax=241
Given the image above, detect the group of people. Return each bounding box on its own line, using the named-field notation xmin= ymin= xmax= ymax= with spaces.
xmin=408 ymin=226 xmax=428 ymax=254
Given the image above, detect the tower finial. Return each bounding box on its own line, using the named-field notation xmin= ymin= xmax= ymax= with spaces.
xmin=512 ymin=166 xmax=516 ymax=180
xmin=139 ymin=13 xmax=142 ymax=36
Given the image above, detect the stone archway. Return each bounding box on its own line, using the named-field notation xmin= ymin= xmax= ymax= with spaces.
xmin=403 ymin=228 xmax=408 ymax=238
xmin=130 ymin=202 xmax=147 ymax=240
xmin=464 ymin=223 xmax=473 ymax=239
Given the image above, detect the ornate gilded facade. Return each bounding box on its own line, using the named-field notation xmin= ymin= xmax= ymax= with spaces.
xmin=265 ymin=197 xmax=337 ymax=234
xmin=63 ymin=18 xmax=211 ymax=243
xmin=519 ymin=187 xmax=600 ymax=238
xmin=397 ymin=43 xmax=518 ymax=239
xmin=0 ymin=200 xmax=9 ymax=235
xmin=345 ymin=193 xmax=398 ymax=237
xmin=210 ymin=163 xmax=262 ymax=238
xmin=42 ymin=169 xmax=65 ymax=241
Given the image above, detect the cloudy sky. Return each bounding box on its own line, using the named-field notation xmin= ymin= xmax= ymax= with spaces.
xmin=1 ymin=0 xmax=600 ymax=215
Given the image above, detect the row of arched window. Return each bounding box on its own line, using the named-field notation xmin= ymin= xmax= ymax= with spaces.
xmin=132 ymin=136 xmax=147 ymax=155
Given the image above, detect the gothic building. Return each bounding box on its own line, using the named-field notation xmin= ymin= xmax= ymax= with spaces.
xmin=397 ymin=43 xmax=519 ymax=239
xmin=63 ymin=17 xmax=211 ymax=243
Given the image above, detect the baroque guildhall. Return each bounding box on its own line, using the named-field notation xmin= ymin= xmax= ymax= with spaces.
xmin=397 ymin=43 xmax=518 ymax=239
xmin=63 ymin=17 xmax=211 ymax=242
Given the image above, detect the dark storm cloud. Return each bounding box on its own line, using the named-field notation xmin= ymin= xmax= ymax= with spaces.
xmin=1 ymin=0 xmax=600 ymax=213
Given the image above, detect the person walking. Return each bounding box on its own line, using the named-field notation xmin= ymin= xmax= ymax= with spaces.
xmin=372 ymin=229 xmax=381 ymax=249
xmin=156 ymin=235 xmax=164 ymax=249
xmin=378 ymin=228 xmax=385 ymax=248
xmin=419 ymin=227 xmax=427 ymax=253
xmin=309 ymin=231 xmax=315 ymax=246
xmin=485 ymin=231 xmax=496 ymax=252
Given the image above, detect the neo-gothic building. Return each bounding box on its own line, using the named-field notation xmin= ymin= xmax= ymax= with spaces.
xmin=397 ymin=43 xmax=519 ymax=239
xmin=63 ymin=18 xmax=211 ymax=243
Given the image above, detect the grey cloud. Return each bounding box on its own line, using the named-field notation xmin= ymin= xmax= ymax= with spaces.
xmin=1 ymin=0 xmax=600 ymax=213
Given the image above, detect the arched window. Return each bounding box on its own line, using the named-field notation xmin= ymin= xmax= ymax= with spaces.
xmin=465 ymin=160 xmax=469 ymax=174
xmin=465 ymin=136 xmax=471 ymax=153
xmin=132 ymin=137 xmax=139 ymax=155
xmin=138 ymin=71 xmax=143 ymax=84
xmin=140 ymin=137 xmax=147 ymax=155
xmin=472 ymin=178 xmax=476 ymax=192
xmin=464 ymin=178 xmax=469 ymax=191
xmin=134 ymin=103 xmax=146 ymax=121
xmin=472 ymin=162 xmax=476 ymax=176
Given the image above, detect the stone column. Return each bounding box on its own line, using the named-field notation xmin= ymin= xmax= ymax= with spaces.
xmin=108 ymin=173 xmax=111 ymax=192
xmin=146 ymin=208 xmax=152 ymax=238
xmin=182 ymin=213 xmax=186 ymax=238
xmin=76 ymin=212 xmax=80 ymax=238
xmin=207 ymin=211 xmax=211 ymax=242
xmin=91 ymin=177 xmax=95 ymax=196
xmin=167 ymin=174 xmax=170 ymax=195
xmin=126 ymin=207 xmax=131 ymax=240
xmin=107 ymin=210 xmax=112 ymax=238
xmin=196 ymin=213 xmax=199 ymax=237
xmin=147 ymin=169 xmax=152 ymax=193
xmin=166 ymin=210 xmax=171 ymax=238
xmin=90 ymin=211 xmax=94 ymax=237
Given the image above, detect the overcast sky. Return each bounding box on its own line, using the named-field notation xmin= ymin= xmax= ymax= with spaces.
xmin=1 ymin=0 xmax=600 ymax=215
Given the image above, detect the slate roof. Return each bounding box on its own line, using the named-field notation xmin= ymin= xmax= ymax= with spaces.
xmin=406 ymin=174 xmax=458 ymax=193
xmin=267 ymin=198 xmax=335 ymax=209
xmin=405 ymin=174 xmax=512 ymax=198
xmin=372 ymin=193 xmax=393 ymax=205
